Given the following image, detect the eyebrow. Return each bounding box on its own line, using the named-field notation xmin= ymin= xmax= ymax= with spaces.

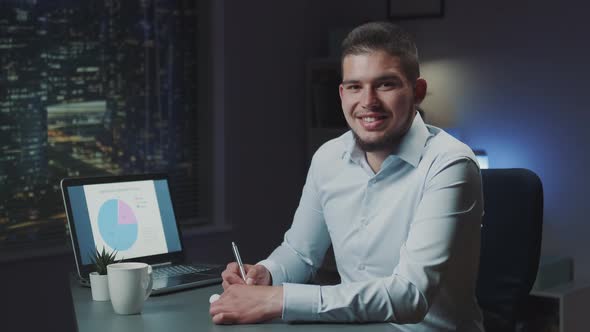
xmin=341 ymin=74 xmax=402 ymax=85
xmin=341 ymin=79 xmax=360 ymax=85
xmin=375 ymin=74 xmax=402 ymax=82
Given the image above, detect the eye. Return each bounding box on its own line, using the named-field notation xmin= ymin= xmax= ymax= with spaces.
xmin=377 ymin=81 xmax=398 ymax=90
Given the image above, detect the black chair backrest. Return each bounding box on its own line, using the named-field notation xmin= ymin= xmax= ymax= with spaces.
xmin=476 ymin=168 xmax=543 ymax=331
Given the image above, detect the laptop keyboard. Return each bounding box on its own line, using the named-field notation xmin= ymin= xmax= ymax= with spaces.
xmin=153 ymin=265 xmax=215 ymax=279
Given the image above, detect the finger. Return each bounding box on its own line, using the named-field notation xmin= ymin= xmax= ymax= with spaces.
xmin=247 ymin=265 xmax=270 ymax=285
xmin=245 ymin=265 xmax=260 ymax=285
xmin=209 ymin=296 xmax=224 ymax=316
xmin=220 ymin=268 xmax=235 ymax=280
xmin=221 ymin=269 xmax=245 ymax=285
xmin=226 ymin=262 xmax=240 ymax=273
xmin=245 ymin=270 xmax=254 ymax=285
xmin=222 ymin=277 xmax=242 ymax=289
xmin=213 ymin=312 xmax=238 ymax=325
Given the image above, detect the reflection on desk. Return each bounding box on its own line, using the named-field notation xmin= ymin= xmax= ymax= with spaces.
xmin=70 ymin=277 xmax=404 ymax=332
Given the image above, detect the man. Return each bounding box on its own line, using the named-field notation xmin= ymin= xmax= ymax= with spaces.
xmin=210 ymin=21 xmax=485 ymax=331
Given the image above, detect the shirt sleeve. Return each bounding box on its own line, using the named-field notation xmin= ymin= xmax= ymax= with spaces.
xmin=277 ymin=158 xmax=483 ymax=323
xmin=258 ymin=157 xmax=332 ymax=286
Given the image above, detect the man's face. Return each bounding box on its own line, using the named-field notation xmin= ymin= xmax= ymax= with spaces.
xmin=339 ymin=51 xmax=425 ymax=152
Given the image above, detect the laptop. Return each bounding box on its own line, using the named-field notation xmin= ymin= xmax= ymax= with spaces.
xmin=60 ymin=173 xmax=223 ymax=295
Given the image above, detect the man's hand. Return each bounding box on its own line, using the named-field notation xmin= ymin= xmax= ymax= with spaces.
xmin=221 ymin=262 xmax=272 ymax=289
xmin=209 ymin=284 xmax=283 ymax=324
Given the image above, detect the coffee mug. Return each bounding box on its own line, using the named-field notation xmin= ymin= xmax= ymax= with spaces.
xmin=107 ymin=262 xmax=153 ymax=315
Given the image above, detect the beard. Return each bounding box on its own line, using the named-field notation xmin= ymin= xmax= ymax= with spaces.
xmin=350 ymin=110 xmax=416 ymax=152
xmin=351 ymin=129 xmax=403 ymax=152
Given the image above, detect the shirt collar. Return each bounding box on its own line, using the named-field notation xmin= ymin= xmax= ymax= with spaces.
xmin=343 ymin=112 xmax=432 ymax=168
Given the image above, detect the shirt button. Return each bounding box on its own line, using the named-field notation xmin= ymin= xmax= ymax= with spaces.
xmin=358 ymin=264 xmax=365 ymax=270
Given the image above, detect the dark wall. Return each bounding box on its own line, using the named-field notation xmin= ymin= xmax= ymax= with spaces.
xmin=223 ymin=0 xmax=387 ymax=262
xmin=223 ymin=0 xmax=590 ymax=280
xmin=224 ymin=1 xmax=310 ymax=260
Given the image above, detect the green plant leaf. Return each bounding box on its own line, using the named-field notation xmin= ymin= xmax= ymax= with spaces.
xmin=88 ymin=246 xmax=119 ymax=275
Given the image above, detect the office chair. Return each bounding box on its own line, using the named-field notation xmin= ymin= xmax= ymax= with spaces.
xmin=476 ymin=168 xmax=544 ymax=332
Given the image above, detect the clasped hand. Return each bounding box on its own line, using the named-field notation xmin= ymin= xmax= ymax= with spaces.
xmin=209 ymin=262 xmax=283 ymax=324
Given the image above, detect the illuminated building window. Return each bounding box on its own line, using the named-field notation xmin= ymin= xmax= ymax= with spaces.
xmin=1 ymin=0 xmax=211 ymax=254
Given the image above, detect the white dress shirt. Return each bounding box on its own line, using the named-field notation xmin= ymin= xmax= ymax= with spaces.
xmin=259 ymin=113 xmax=485 ymax=332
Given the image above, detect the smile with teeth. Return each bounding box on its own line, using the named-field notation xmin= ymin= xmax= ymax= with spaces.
xmin=360 ymin=115 xmax=386 ymax=123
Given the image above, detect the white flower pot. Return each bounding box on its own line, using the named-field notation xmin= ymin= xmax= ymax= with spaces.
xmin=89 ymin=272 xmax=110 ymax=301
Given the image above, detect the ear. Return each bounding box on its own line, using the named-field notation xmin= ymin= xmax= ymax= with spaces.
xmin=338 ymin=84 xmax=344 ymax=101
xmin=413 ymin=78 xmax=427 ymax=105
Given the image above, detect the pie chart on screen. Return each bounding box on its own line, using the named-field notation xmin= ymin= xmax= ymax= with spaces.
xmin=97 ymin=199 xmax=138 ymax=251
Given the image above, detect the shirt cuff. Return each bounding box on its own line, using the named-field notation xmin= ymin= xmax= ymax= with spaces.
xmin=257 ymin=259 xmax=286 ymax=286
xmin=282 ymin=283 xmax=321 ymax=322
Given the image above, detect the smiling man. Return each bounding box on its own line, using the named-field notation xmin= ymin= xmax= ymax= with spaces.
xmin=210 ymin=22 xmax=485 ymax=332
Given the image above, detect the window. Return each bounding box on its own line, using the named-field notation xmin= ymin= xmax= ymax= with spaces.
xmin=0 ymin=0 xmax=212 ymax=256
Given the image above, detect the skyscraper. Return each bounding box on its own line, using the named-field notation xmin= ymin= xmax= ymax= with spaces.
xmin=0 ymin=1 xmax=49 ymax=245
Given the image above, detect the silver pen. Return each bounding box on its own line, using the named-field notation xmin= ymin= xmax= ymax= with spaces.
xmin=232 ymin=241 xmax=247 ymax=281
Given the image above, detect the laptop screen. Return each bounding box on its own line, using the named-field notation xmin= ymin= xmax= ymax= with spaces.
xmin=65 ymin=178 xmax=182 ymax=265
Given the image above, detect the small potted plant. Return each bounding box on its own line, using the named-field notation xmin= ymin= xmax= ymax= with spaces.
xmin=89 ymin=246 xmax=119 ymax=301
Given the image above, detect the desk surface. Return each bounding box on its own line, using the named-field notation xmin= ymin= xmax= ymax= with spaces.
xmin=70 ymin=278 xmax=402 ymax=332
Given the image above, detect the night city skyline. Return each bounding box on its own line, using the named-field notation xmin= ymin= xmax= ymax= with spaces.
xmin=0 ymin=0 xmax=204 ymax=254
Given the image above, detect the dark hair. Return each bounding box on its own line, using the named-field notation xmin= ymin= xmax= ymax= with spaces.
xmin=341 ymin=22 xmax=420 ymax=83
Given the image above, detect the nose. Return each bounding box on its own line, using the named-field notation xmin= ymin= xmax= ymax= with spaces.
xmin=360 ymin=88 xmax=379 ymax=109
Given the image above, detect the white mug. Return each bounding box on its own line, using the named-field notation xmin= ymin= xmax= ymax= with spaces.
xmin=107 ymin=262 xmax=153 ymax=315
